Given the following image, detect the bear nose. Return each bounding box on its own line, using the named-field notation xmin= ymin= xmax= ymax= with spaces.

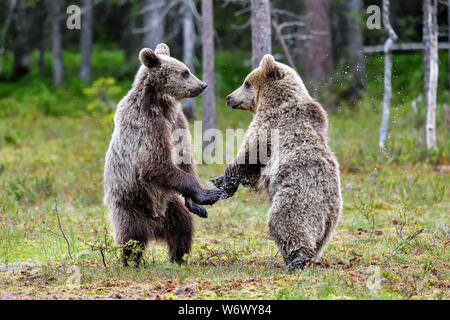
xmin=226 ymin=95 xmax=231 ymax=100
xmin=201 ymin=82 xmax=208 ymax=89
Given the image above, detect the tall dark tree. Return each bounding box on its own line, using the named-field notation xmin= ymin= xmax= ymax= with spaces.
xmin=251 ymin=0 xmax=271 ymax=69
xmin=47 ymin=0 xmax=64 ymax=86
xmin=36 ymin=6 xmax=47 ymax=76
xmin=344 ymin=0 xmax=366 ymax=98
xmin=80 ymin=0 xmax=94 ymax=83
xmin=201 ymin=0 xmax=215 ymax=151
xmin=447 ymin=0 xmax=450 ymax=90
xmin=11 ymin=0 xmax=31 ymax=78
xmin=303 ymin=0 xmax=333 ymax=90
xmin=119 ymin=0 xmax=134 ymax=60
xmin=143 ymin=0 xmax=165 ymax=49
xmin=182 ymin=0 xmax=197 ymax=121
xmin=0 ymin=0 xmax=17 ymax=75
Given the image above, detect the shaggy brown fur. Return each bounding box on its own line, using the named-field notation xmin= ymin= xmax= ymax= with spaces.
xmin=104 ymin=44 xmax=223 ymax=266
xmin=212 ymin=55 xmax=342 ymax=270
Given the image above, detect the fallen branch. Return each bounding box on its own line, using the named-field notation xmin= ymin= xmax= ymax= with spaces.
xmin=364 ymin=42 xmax=449 ymax=54
xmin=271 ymin=20 xmax=297 ymax=70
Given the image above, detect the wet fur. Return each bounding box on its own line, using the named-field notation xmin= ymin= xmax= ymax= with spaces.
xmin=213 ymin=55 xmax=342 ymax=269
xmin=104 ymin=44 xmax=221 ymax=266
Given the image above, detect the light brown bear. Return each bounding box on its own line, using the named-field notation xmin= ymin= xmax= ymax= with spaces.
xmin=212 ymin=55 xmax=342 ymax=270
xmin=104 ymin=43 xmax=223 ymax=266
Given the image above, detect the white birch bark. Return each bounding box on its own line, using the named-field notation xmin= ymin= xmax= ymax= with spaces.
xmin=423 ymin=0 xmax=438 ymax=150
xmin=201 ymin=0 xmax=215 ymax=150
xmin=182 ymin=0 xmax=197 ymax=121
xmin=379 ymin=0 xmax=397 ymax=152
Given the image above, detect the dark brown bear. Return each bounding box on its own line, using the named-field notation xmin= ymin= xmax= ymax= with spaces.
xmin=104 ymin=44 xmax=223 ymax=266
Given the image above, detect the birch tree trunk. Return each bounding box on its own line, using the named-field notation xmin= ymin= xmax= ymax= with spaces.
xmin=47 ymin=0 xmax=64 ymax=86
xmin=201 ymin=0 xmax=215 ymax=151
xmin=80 ymin=0 xmax=94 ymax=83
xmin=251 ymin=0 xmax=271 ymax=69
xmin=182 ymin=0 xmax=197 ymax=121
xmin=11 ymin=0 xmax=31 ymax=78
xmin=423 ymin=0 xmax=438 ymax=150
xmin=379 ymin=0 xmax=397 ymax=152
xmin=142 ymin=0 xmax=165 ymax=49
xmin=304 ymin=0 xmax=333 ymax=90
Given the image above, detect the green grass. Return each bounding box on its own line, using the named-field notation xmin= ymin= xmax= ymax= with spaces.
xmin=0 ymin=49 xmax=449 ymax=299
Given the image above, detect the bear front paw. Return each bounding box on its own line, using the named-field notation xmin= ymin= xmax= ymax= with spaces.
xmin=210 ymin=175 xmax=238 ymax=199
xmin=192 ymin=188 xmax=224 ymax=206
xmin=185 ymin=198 xmax=208 ymax=218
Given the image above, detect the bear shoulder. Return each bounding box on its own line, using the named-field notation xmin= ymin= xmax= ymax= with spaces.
xmin=300 ymin=101 xmax=328 ymax=131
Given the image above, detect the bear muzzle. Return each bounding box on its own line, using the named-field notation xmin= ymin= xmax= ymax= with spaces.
xmin=226 ymin=96 xmax=242 ymax=109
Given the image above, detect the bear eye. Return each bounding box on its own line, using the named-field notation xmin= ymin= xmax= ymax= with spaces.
xmin=182 ymin=70 xmax=190 ymax=79
xmin=244 ymin=81 xmax=251 ymax=89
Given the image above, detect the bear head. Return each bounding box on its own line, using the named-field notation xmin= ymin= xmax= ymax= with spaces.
xmin=225 ymin=54 xmax=312 ymax=113
xmin=139 ymin=43 xmax=207 ymax=101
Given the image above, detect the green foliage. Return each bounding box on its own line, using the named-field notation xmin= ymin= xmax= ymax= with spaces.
xmin=214 ymin=50 xmax=251 ymax=95
xmin=83 ymin=77 xmax=122 ymax=114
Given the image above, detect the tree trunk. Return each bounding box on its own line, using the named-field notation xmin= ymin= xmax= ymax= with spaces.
xmin=271 ymin=20 xmax=295 ymax=70
xmin=142 ymin=0 xmax=165 ymax=49
xmin=448 ymin=0 xmax=450 ymax=90
xmin=379 ymin=0 xmax=398 ymax=152
xmin=201 ymin=0 xmax=215 ymax=151
xmin=251 ymin=0 xmax=271 ymax=69
xmin=47 ymin=0 xmax=64 ymax=86
xmin=423 ymin=0 xmax=438 ymax=150
xmin=182 ymin=0 xmax=197 ymax=121
xmin=80 ymin=0 xmax=94 ymax=83
xmin=303 ymin=0 xmax=333 ymax=90
xmin=119 ymin=0 xmax=133 ymax=60
xmin=37 ymin=7 xmax=47 ymax=76
xmin=344 ymin=0 xmax=366 ymax=95
xmin=0 ymin=0 xmax=17 ymax=75
xmin=11 ymin=0 xmax=31 ymax=78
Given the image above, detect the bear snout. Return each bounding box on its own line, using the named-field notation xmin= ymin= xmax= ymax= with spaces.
xmin=226 ymin=97 xmax=242 ymax=108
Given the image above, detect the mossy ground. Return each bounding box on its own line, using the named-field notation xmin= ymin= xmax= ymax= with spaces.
xmin=0 ymin=50 xmax=448 ymax=300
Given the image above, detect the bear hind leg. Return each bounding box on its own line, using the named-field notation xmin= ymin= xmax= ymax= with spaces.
xmin=160 ymin=198 xmax=193 ymax=264
xmin=111 ymin=205 xmax=151 ymax=267
xmin=267 ymin=205 xmax=317 ymax=271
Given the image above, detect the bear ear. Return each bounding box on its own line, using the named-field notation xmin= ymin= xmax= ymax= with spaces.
xmin=139 ymin=48 xmax=160 ymax=68
xmin=260 ymin=54 xmax=284 ymax=80
xmin=155 ymin=43 xmax=170 ymax=56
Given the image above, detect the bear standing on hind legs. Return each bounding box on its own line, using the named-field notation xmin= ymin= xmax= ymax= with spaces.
xmin=104 ymin=43 xmax=223 ymax=266
xmin=212 ymin=55 xmax=342 ymax=271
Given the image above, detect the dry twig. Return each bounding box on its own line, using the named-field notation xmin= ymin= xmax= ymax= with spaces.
xmin=54 ymin=198 xmax=73 ymax=260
